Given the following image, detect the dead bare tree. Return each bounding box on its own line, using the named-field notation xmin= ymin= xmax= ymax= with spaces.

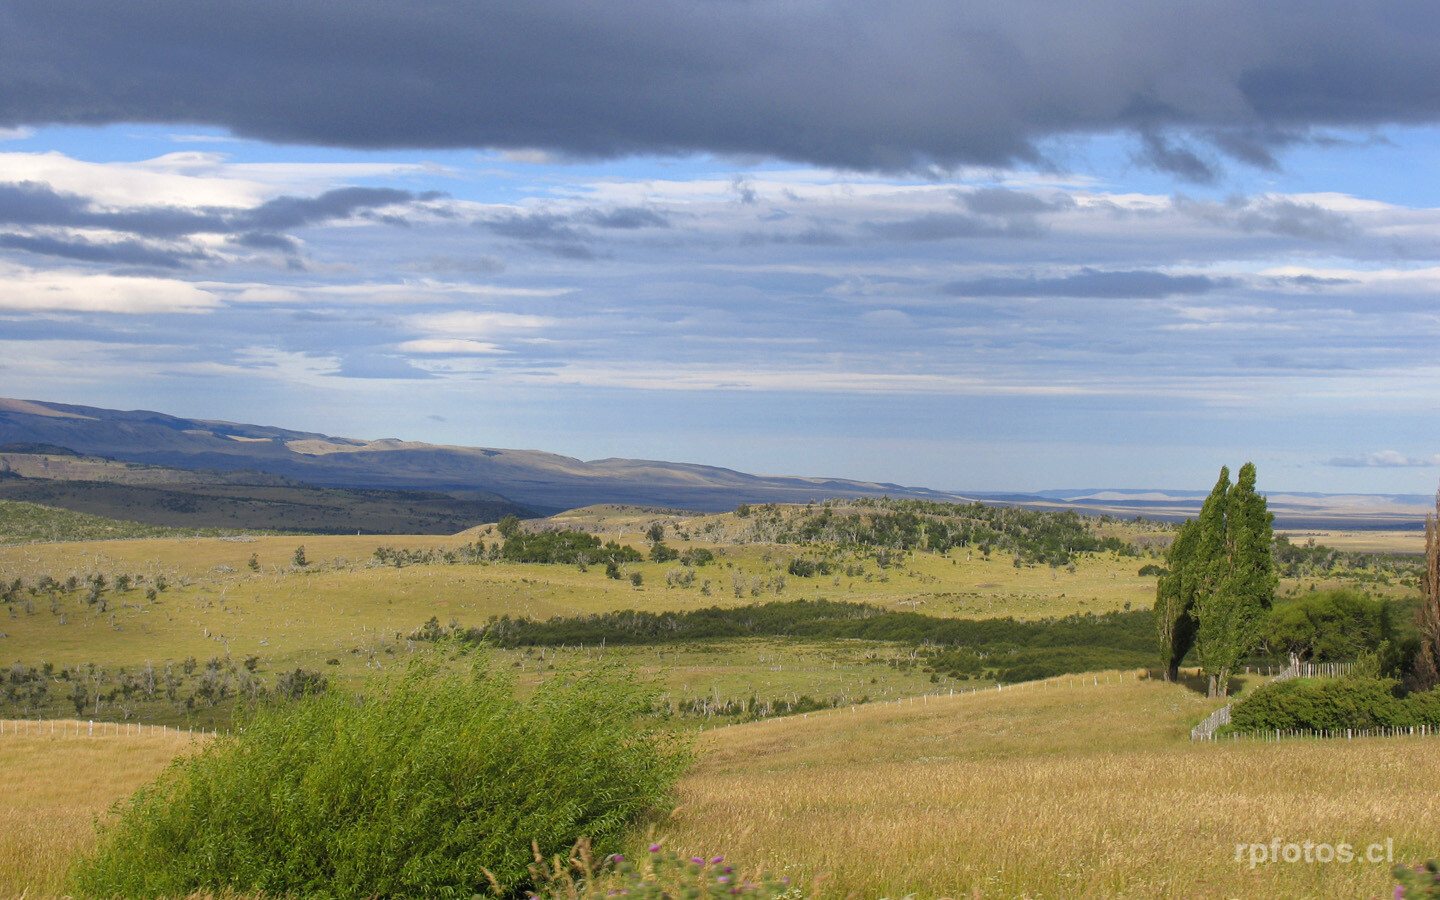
xmin=1416 ymin=485 xmax=1440 ymax=690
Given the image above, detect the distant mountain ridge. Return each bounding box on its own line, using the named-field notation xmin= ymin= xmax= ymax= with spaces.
xmin=0 ymin=398 xmax=1429 ymax=529
xmin=0 ymin=398 xmax=969 ymax=514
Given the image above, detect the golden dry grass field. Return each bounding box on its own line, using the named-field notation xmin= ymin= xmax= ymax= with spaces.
xmin=0 ymin=508 xmax=1420 ymax=722
xmin=0 ymin=507 xmax=1430 ymax=898
xmin=662 ymin=674 xmax=1439 ymax=900
xmin=1279 ymin=529 xmax=1426 ymax=555
xmin=0 ymin=722 xmax=203 ymax=899
xmin=0 ymin=513 xmax=1163 ymax=710
xmin=3 ymin=675 xmax=1435 ymax=900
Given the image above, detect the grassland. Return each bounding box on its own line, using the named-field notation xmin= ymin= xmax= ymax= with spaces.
xmin=4 ymin=673 xmax=1435 ymax=900
xmin=0 ymin=723 xmax=203 ymax=898
xmin=663 ymin=674 xmax=1439 ymax=900
xmin=0 ymin=500 xmax=1430 ymax=898
xmin=0 ymin=503 xmax=1421 ymax=724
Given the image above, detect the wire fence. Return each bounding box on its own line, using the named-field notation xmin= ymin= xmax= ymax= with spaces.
xmin=0 ymin=718 xmax=222 ymax=738
xmin=1188 ymin=660 xmax=1437 ymax=743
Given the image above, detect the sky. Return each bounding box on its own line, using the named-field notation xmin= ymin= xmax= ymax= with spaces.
xmin=1 ymin=0 xmax=1438 ymax=496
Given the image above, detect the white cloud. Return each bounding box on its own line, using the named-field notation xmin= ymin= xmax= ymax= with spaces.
xmin=0 ymin=265 xmax=220 ymax=314
xmin=0 ymin=150 xmax=442 ymax=209
xmin=397 ymin=338 xmax=507 ymax=355
xmin=1328 ymin=450 xmax=1440 ymax=468
xmin=405 ymin=311 xmax=556 ymax=338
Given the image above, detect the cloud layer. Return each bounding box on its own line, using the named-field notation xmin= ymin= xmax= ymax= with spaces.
xmin=3 ymin=1 xmax=1440 ymax=175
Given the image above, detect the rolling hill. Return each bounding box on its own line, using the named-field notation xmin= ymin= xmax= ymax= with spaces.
xmin=1 ymin=398 xmax=1431 ymax=529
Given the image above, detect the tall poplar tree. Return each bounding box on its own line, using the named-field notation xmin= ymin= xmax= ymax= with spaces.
xmin=1155 ymin=518 xmax=1199 ymax=682
xmin=1155 ymin=463 xmax=1275 ymax=696
xmin=1193 ymin=462 xmax=1275 ymax=697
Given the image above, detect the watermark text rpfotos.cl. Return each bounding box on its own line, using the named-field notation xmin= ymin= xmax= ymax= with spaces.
xmin=1235 ymin=838 xmax=1393 ymax=868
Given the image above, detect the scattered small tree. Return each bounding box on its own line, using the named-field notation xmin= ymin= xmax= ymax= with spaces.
xmin=292 ymin=546 xmax=307 ymax=568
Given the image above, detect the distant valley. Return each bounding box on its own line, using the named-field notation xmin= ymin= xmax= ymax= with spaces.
xmin=0 ymin=397 xmax=1431 ymax=532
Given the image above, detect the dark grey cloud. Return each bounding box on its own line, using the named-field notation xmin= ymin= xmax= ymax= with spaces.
xmin=1134 ymin=132 xmax=1218 ymax=184
xmin=1266 ymin=274 xmax=1358 ymax=289
xmin=0 ymin=181 xmax=225 ymax=235
xmin=478 ymin=208 xmax=658 ymax=259
xmin=0 ymin=181 xmax=432 ymax=238
xmin=961 ymin=188 xmax=1073 ymax=217
xmin=0 ymin=232 xmax=211 ymax=268
xmin=235 ymin=231 xmax=301 ymax=254
xmin=241 ymin=187 xmax=429 ymax=231
xmin=867 ymin=213 xmax=1040 ymax=242
xmin=480 ymin=212 xmax=585 ymax=243
xmin=942 ymin=269 xmax=1233 ymax=299
xmin=7 ymin=1 xmax=1435 ymax=173
xmin=740 ymin=226 xmax=848 ymax=247
xmin=1175 ymin=195 xmax=1356 ymax=242
xmin=0 ymin=181 xmax=436 ymax=271
xmin=580 ymin=207 xmax=669 ymax=229
xmin=1236 ymin=199 xmax=1356 ymax=242
xmin=406 ymin=254 xmax=506 ymax=275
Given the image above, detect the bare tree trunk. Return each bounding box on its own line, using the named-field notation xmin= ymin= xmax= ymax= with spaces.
xmin=1417 ymin=489 xmax=1440 ymax=690
xmin=1208 ymin=667 xmax=1232 ymax=698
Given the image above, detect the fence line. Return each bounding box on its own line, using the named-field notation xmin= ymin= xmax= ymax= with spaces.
xmin=0 ymin=718 xmax=220 ymax=739
xmin=1216 ymin=724 xmax=1437 ymax=742
xmin=1190 ymin=660 xmax=1424 ymax=743
xmin=1191 ymin=662 xmax=1311 ymax=741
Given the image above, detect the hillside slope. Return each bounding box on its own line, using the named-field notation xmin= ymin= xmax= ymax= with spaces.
xmin=0 ymin=398 xmax=969 ymax=513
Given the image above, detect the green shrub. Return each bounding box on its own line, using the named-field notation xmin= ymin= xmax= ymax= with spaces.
xmin=1260 ymin=588 xmax=1397 ymax=664
xmin=71 ymin=649 xmax=690 ymax=899
xmin=1229 ymin=677 xmax=1440 ymax=732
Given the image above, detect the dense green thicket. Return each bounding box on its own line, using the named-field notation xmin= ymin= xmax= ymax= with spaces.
xmin=1260 ymin=589 xmax=1402 ymax=663
xmin=71 ymin=651 xmax=689 ymax=900
xmin=428 ymin=600 xmax=1156 ymax=683
xmin=765 ymin=499 xmax=1140 ymax=565
xmin=0 ymin=498 xmax=247 ymax=543
xmin=454 ymin=599 xmax=1148 ymax=647
xmin=1229 ymin=677 xmax=1440 ymax=732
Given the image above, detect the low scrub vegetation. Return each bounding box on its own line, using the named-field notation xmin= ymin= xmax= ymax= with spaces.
xmin=422 ymin=600 xmax=1159 ymax=687
xmin=1229 ymin=676 xmax=1440 ymax=732
xmin=70 ymin=650 xmax=690 ymax=899
xmin=0 ymin=499 xmax=242 ymax=544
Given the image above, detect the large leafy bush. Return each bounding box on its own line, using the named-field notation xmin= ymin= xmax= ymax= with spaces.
xmin=72 ymin=650 xmax=689 ymax=899
xmin=1230 ymin=676 xmax=1440 ymax=732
